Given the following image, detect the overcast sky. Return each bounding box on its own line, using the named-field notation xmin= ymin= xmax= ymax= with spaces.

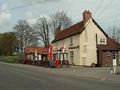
xmin=0 ymin=0 xmax=120 ymax=34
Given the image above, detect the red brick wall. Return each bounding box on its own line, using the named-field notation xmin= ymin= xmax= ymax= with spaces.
xmin=118 ymin=51 xmax=120 ymax=65
xmin=102 ymin=51 xmax=112 ymax=67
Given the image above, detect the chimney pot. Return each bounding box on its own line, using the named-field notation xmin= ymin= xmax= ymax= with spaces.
xmin=83 ymin=10 xmax=92 ymax=23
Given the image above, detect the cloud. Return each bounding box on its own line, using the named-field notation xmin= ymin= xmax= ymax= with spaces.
xmin=25 ymin=11 xmax=37 ymax=24
xmin=0 ymin=12 xmax=11 ymax=25
xmin=21 ymin=0 xmax=60 ymax=4
xmin=39 ymin=14 xmax=50 ymax=19
xmin=25 ymin=11 xmax=50 ymax=24
xmin=0 ymin=0 xmax=120 ymax=33
xmin=0 ymin=3 xmax=12 ymax=27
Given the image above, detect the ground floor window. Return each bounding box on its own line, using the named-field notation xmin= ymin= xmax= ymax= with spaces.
xmin=53 ymin=53 xmax=69 ymax=65
xmin=64 ymin=53 xmax=68 ymax=60
xmin=59 ymin=53 xmax=68 ymax=61
xmin=70 ymin=51 xmax=74 ymax=65
xmin=59 ymin=53 xmax=63 ymax=61
xmin=38 ymin=55 xmax=41 ymax=60
xmin=106 ymin=51 xmax=110 ymax=57
xmin=53 ymin=53 xmax=58 ymax=61
xmin=30 ymin=55 xmax=33 ymax=60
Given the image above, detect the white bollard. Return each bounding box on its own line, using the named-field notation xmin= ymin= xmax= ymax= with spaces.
xmin=113 ymin=66 xmax=116 ymax=75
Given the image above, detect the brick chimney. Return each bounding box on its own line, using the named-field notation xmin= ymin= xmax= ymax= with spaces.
xmin=83 ymin=10 xmax=92 ymax=24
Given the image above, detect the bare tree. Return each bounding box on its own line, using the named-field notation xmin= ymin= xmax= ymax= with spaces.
xmin=33 ymin=11 xmax=72 ymax=47
xmin=34 ymin=17 xmax=50 ymax=47
xmin=50 ymin=11 xmax=72 ymax=35
xmin=13 ymin=20 xmax=37 ymax=54
xmin=109 ymin=26 xmax=120 ymax=43
xmin=116 ymin=28 xmax=120 ymax=43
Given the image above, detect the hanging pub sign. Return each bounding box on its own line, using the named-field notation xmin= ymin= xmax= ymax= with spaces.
xmin=69 ymin=45 xmax=79 ymax=50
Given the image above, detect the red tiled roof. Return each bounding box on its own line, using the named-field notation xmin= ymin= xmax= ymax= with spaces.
xmin=52 ymin=21 xmax=84 ymax=43
xmin=52 ymin=18 xmax=109 ymax=43
xmin=107 ymin=38 xmax=118 ymax=47
xmin=24 ymin=47 xmax=49 ymax=54
xmin=97 ymin=45 xmax=119 ymax=51
xmin=118 ymin=43 xmax=120 ymax=49
xmin=52 ymin=17 xmax=120 ymax=51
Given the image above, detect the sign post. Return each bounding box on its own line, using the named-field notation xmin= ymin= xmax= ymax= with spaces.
xmin=113 ymin=59 xmax=117 ymax=74
xmin=61 ymin=43 xmax=65 ymax=65
xmin=112 ymin=52 xmax=117 ymax=75
xmin=49 ymin=44 xmax=55 ymax=67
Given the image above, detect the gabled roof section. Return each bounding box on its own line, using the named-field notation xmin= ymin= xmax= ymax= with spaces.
xmin=52 ymin=21 xmax=84 ymax=43
xmin=92 ymin=19 xmax=108 ymax=37
xmin=52 ymin=18 xmax=109 ymax=43
xmin=24 ymin=47 xmax=49 ymax=54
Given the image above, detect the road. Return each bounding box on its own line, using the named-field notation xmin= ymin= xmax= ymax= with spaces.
xmin=0 ymin=62 xmax=120 ymax=90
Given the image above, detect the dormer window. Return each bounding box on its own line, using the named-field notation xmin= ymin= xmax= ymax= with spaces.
xmin=100 ymin=38 xmax=102 ymax=43
xmin=100 ymin=38 xmax=105 ymax=44
xmin=103 ymin=38 xmax=105 ymax=43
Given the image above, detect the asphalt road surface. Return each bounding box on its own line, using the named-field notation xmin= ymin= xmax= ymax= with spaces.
xmin=0 ymin=62 xmax=120 ymax=90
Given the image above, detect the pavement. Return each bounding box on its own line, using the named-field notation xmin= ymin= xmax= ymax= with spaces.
xmin=1 ymin=62 xmax=120 ymax=83
xmin=57 ymin=66 xmax=120 ymax=82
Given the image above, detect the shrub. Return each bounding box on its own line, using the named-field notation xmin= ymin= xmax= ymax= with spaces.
xmin=0 ymin=55 xmax=23 ymax=63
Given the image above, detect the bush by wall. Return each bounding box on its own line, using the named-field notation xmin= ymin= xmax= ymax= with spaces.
xmin=0 ymin=55 xmax=23 ymax=63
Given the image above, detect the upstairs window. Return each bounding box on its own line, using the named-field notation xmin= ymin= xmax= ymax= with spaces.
xmin=70 ymin=37 xmax=73 ymax=45
xmin=100 ymin=38 xmax=105 ymax=44
xmin=103 ymin=38 xmax=105 ymax=43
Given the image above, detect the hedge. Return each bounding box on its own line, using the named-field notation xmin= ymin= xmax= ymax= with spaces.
xmin=0 ymin=55 xmax=23 ymax=63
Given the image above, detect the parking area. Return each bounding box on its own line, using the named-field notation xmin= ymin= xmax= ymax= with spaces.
xmin=55 ymin=66 xmax=120 ymax=82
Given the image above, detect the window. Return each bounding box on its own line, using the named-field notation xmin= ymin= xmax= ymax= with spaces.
xmin=43 ymin=56 xmax=46 ymax=61
xmin=106 ymin=52 xmax=110 ymax=57
xmin=83 ymin=45 xmax=87 ymax=53
xmin=59 ymin=53 xmax=68 ymax=61
xmin=38 ymin=55 xmax=41 ymax=60
xmin=53 ymin=53 xmax=58 ymax=61
xmin=53 ymin=54 xmax=56 ymax=61
xmin=103 ymin=38 xmax=105 ymax=43
xmin=70 ymin=37 xmax=73 ymax=45
xmin=55 ymin=42 xmax=58 ymax=47
xmin=96 ymin=34 xmax=98 ymax=44
xmin=100 ymin=38 xmax=102 ymax=43
xmin=63 ymin=53 xmax=68 ymax=60
xmin=59 ymin=53 xmax=63 ymax=61
xmin=70 ymin=51 xmax=74 ymax=64
xmin=100 ymin=38 xmax=105 ymax=44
